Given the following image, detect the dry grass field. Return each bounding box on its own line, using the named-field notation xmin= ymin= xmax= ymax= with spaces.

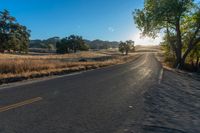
xmin=0 ymin=51 xmax=138 ymax=84
xmin=0 ymin=51 xmax=105 ymax=60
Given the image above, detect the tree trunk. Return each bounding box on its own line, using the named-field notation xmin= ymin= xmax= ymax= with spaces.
xmin=192 ymin=60 xmax=195 ymax=69
xmin=125 ymin=50 xmax=128 ymax=55
xmin=181 ymin=39 xmax=200 ymax=69
xmin=181 ymin=42 xmax=195 ymax=67
xmin=175 ymin=20 xmax=183 ymax=69
xmin=196 ymin=56 xmax=199 ymax=71
xmin=180 ymin=57 xmax=186 ymax=69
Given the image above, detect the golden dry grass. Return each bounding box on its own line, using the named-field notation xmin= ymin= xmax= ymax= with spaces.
xmin=0 ymin=51 xmax=105 ymax=60
xmin=0 ymin=51 xmax=138 ymax=82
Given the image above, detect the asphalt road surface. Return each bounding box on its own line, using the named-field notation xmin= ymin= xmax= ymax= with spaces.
xmin=0 ymin=53 xmax=162 ymax=133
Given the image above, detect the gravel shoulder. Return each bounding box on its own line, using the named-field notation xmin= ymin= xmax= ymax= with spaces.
xmin=142 ymin=69 xmax=200 ymax=133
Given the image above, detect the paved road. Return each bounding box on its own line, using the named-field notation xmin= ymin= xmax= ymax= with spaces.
xmin=0 ymin=53 xmax=162 ymax=133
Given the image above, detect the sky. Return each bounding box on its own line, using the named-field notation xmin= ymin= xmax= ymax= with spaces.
xmin=0 ymin=0 xmax=162 ymax=45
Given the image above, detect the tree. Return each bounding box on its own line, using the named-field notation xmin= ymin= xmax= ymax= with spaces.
xmin=133 ymin=0 xmax=200 ymax=69
xmin=0 ymin=9 xmax=30 ymax=53
xmin=119 ymin=40 xmax=135 ymax=55
xmin=79 ymin=43 xmax=89 ymax=51
xmin=126 ymin=40 xmax=135 ymax=52
xmin=66 ymin=35 xmax=86 ymax=53
xmin=46 ymin=43 xmax=53 ymax=51
xmin=56 ymin=35 xmax=89 ymax=54
xmin=119 ymin=41 xmax=126 ymax=54
xmin=56 ymin=38 xmax=69 ymax=54
xmin=160 ymin=33 xmax=177 ymax=63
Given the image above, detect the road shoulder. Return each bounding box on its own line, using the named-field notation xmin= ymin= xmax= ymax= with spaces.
xmin=142 ymin=66 xmax=200 ymax=133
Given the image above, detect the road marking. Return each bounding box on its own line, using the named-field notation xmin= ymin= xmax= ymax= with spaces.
xmin=158 ymin=68 xmax=164 ymax=84
xmin=0 ymin=97 xmax=42 ymax=113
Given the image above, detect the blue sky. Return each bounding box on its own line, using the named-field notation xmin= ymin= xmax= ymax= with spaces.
xmin=0 ymin=0 xmax=161 ymax=45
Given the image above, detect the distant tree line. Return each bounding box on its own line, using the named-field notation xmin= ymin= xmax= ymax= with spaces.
xmin=119 ymin=40 xmax=135 ymax=55
xmin=134 ymin=0 xmax=200 ymax=71
xmin=30 ymin=38 xmax=119 ymax=51
xmin=0 ymin=9 xmax=30 ymax=53
xmin=56 ymin=35 xmax=89 ymax=54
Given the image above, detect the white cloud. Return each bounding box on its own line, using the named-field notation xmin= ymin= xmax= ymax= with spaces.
xmin=131 ymin=31 xmax=163 ymax=45
xmin=108 ymin=27 xmax=115 ymax=32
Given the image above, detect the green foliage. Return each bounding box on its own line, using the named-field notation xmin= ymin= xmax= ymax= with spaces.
xmin=119 ymin=40 xmax=135 ymax=55
xmin=119 ymin=42 xmax=126 ymax=54
xmin=134 ymin=0 xmax=194 ymax=36
xmin=134 ymin=0 xmax=200 ymax=69
xmin=0 ymin=9 xmax=30 ymax=53
xmin=56 ymin=35 xmax=89 ymax=54
xmin=79 ymin=43 xmax=89 ymax=51
xmin=56 ymin=39 xmax=68 ymax=54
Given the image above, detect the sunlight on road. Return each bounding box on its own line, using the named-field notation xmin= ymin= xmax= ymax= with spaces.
xmin=138 ymin=68 xmax=152 ymax=80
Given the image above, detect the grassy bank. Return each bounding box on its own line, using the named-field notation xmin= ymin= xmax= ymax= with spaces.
xmin=0 ymin=51 xmax=139 ymax=84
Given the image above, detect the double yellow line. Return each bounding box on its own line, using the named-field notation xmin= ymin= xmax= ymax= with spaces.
xmin=0 ymin=97 xmax=42 ymax=113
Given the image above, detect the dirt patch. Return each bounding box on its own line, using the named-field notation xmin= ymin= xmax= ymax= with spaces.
xmin=142 ymin=69 xmax=200 ymax=133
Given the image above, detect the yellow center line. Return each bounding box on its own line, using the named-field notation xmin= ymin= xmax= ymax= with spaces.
xmin=0 ymin=97 xmax=43 ymax=113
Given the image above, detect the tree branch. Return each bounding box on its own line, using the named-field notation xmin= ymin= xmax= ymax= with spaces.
xmin=189 ymin=24 xmax=200 ymax=45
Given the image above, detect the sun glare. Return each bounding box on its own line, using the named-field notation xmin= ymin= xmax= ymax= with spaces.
xmin=131 ymin=31 xmax=163 ymax=46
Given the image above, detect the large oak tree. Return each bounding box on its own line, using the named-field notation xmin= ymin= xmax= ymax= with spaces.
xmin=134 ymin=0 xmax=200 ymax=69
xmin=56 ymin=35 xmax=89 ymax=54
xmin=0 ymin=9 xmax=30 ymax=53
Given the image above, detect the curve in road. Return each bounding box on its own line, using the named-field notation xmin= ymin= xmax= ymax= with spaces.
xmin=0 ymin=53 xmax=162 ymax=133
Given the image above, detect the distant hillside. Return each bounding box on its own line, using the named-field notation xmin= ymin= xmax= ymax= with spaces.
xmin=29 ymin=38 xmax=119 ymax=50
xmin=84 ymin=39 xmax=119 ymax=49
xmin=29 ymin=37 xmax=60 ymax=49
